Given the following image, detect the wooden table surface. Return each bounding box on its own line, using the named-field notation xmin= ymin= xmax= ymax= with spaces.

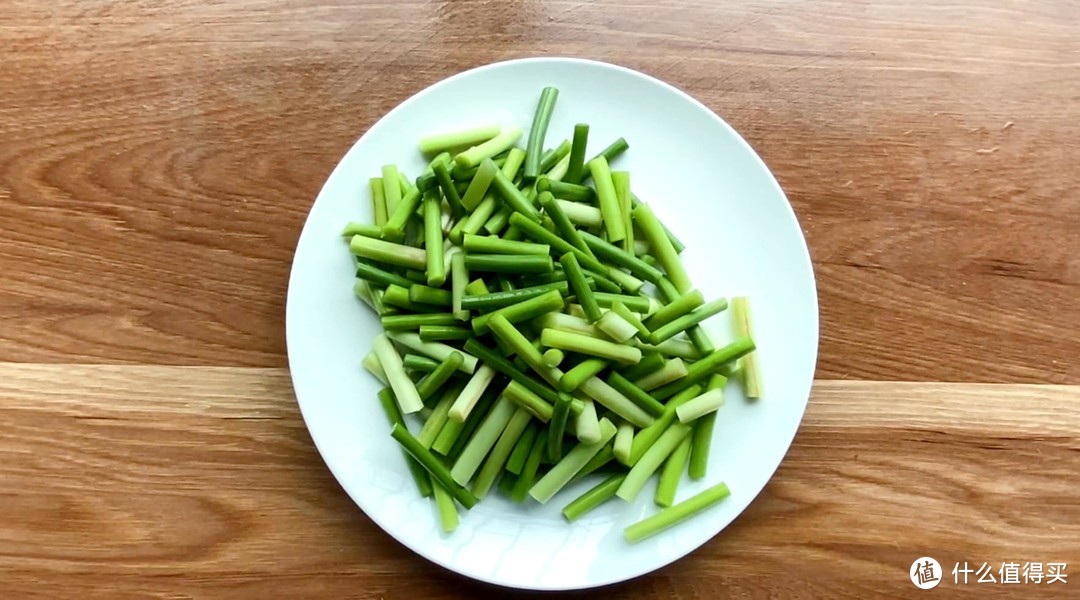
xmin=2 ymin=1 xmax=1078 ymax=598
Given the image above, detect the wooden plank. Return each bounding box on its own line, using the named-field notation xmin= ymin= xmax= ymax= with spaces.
xmin=0 ymin=364 xmax=1076 ymax=597
xmin=0 ymin=1 xmax=1077 ymax=381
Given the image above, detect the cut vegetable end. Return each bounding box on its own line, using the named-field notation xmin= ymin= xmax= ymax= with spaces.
xmin=542 ymin=348 xmax=565 ymax=368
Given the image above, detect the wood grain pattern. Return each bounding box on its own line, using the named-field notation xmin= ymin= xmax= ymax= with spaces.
xmin=0 ymin=364 xmax=1076 ymax=598
xmin=0 ymin=1 xmax=1077 ymax=381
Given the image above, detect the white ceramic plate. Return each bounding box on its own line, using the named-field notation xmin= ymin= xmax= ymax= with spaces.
xmin=286 ymin=57 xmax=818 ymax=591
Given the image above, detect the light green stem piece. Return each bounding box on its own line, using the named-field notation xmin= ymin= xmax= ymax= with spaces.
xmin=624 ymin=482 xmax=731 ymax=543
xmin=420 ymin=124 xmax=501 ymax=155
xmin=612 ymin=170 xmax=634 ymax=252
xmin=676 ymin=388 xmax=725 ymax=423
xmin=362 ymin=351 xmax=388 ymax=386
xmin=597 ymin=311 xmax=638 ymax=342
xmin=543 ymin=348 xmax=565 ymax=368
xmin=562 ymin=472 xmax=625 ymax=522
xmin=418 ymin=385 xmax=458 ymax=448
xmin=450 ymin=396 xmax=516 ymax=485
xmin=634 ymin=357 xmax=688 ymax=392
xmin=616 ymin=422 xmax=693 ymax=502
xmin=575 ymin=399 xmax=602 ymax=444
xmin=579 ymin=376 xmax=655 ymax=428
xmin=431 ymin=480 xmax=459 ymax=532
xmin=540 ymin=328 xmax=642 ymax=365
xmin=534 ymin=312 xmax=606 ymax=339
xmin=460 ymin=158 xmax=499 ymax=211
xmin=530 ymin=418 xmax=617 ymax=504
xmin=472 ymin=407 xmax=533 ymax=499
xmin=349 ymin=235 xmax=427 ymax=271
xmin=454 ymin=126 xmax=524 ymax=169
xmin=451 ymin=253 xmax=468 ymax=321
xmin=370 ymin=177 xmax=388 ymax=227
xmin=634 ymin=203 xmax=691 ymax=293
xmin=588 ymin=156 xmax=625 ymax=242
xmin=557 ymin=200 xmax=602 ymax=227
xmin=613 ymin=420 xmax=634 ymax=465
xmin=732 ymin=296 xmax=763 ymax=399
xmin=423 ymin=192 xmax=446 ymax=286
xmin=373 ymin=333 xmax=423 ymax=414
xmin=648 ymin=298 xmax=730 ymax=345
xmin=381 ymin=164 xmax=402 ymax=215
xmin=655 ymin=435 xmax=692 ymax=508
xmin=646 ymin=289 xmax=704 ymax=330
xmin=448 ymin=365 xmax=497 ymax=422
xmin=386 ymin=331 xmax=478 ymax=373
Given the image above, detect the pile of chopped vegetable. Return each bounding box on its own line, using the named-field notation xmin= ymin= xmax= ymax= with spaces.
xmin=346 ymin=87 xmax=762 ymax=542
